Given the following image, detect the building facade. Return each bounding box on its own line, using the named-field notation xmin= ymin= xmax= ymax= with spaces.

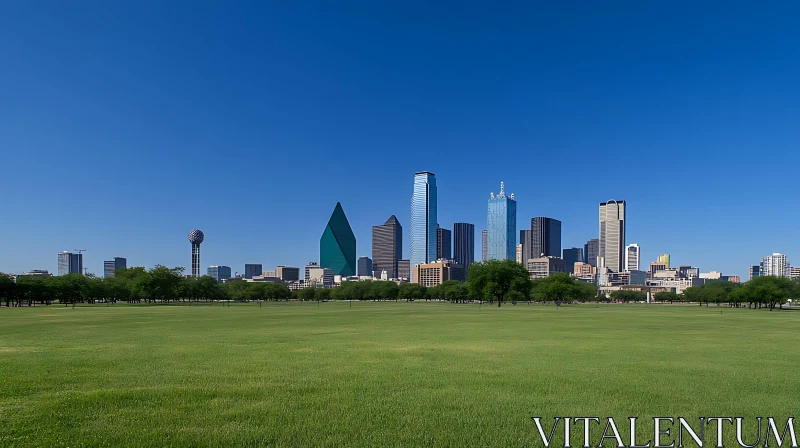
xmin=410 ymin=172 xmax=438 ymax=278
xmin=625 ymin=244 xmax=640 ymax=272
xmin=562 ymin=248 xmax=583 ymax=274
xmin=453 ymin=222 xmax=475 ymax=279
xmin=790 ymin=267 xmax=800 ymax=279
xmin=103 ymin=257 xmax=127 ymax=278
xmin=761 ymin=253 xmax=790 ymax=277
xmin=526 ymin=256 xmax=567 ymax=279
xmin=307 ymin=267 xmax=334 ymax=287
xmin=320 ymin=202 xmax=357 ymax=276
xmin=57 ymin=251 xmax=83 ymax=276
xmin=357 ymin=256 xmax=373 ymax=277
xmin=412 ymin=260 xmax=451 ymax=287
xmin=207 ymin=265 xmax=232 ymax=282
xmin=530 ymin=217 xmax=561 ymax=258
xmin=519 ymin=230 xmax=532 ymax=266
xmin=599 ymin=200 xmax=626 ymax=272
xmin=749 ymin=265 xmax=761 ymax=280
xmin=276 ymin=266 xmax=300 ymax=282
xmin=486 ymin=182 xmax=517 ymax=260
xmin=584 ymin=238 xmax=599 ymax=268
xmin=244 ymin=264 xmax=263 ymax=279
xmin=516 ymin=244 xmax=523 ymax=264
xmin=436 ymin=226 xmax=452 ymax=260
xmin=372 ymin=215 xmax=402 ymax=280
xmin=657 ymin=254 xmax=671 ymax=268
xmin=481 ymin=230 xmax=488 ymax=261
xmin=397 ymin=259 xmax=411 ymax=281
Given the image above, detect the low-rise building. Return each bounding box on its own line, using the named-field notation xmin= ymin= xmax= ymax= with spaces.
xmin=526 ymin=256 xmax=567 ymax=280
xmin=412 ymin=260 xmax=452 ymax=287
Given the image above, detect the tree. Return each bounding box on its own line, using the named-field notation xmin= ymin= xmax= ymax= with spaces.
xmin=299 ymin=286 xmax=317 ymax=301
xmin=398 ymin=283 xmax=426 ymax=302
xmin=609 ymin=290 xmax=646 ymax=303
xmin=0 ymin=273 xmax=16 ymax=307
xmin=466 ymin=260 xmax=531 ymax=307
xmin=530 ymin=274 xmax=597 ymax=304
xmin=314 ymin=288 xmax=331 ymax=302
xmin=654 ymin=291 xmax=679 ymax=304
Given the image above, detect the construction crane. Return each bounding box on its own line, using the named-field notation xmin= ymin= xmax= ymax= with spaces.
xmin=75 ymin=249 xmax=87 ymax=275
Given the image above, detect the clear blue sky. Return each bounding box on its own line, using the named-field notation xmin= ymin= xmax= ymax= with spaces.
xmin=2 ymin=2 xmax=799 ymax=279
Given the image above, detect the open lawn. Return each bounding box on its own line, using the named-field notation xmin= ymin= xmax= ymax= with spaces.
xmin=1 ymin=302 xmax=798 ymax=447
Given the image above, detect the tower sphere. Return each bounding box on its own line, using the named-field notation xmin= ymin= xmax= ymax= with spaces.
xmin=188 ymin=229 xmax=204 ymax=245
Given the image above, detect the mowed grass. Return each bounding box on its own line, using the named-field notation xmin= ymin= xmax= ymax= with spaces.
xmin=1 ymin=302 xmax=798 ymax=447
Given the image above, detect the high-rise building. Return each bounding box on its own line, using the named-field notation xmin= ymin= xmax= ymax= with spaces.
xmin=410 ymin=172 xmax=437 ymax=278
xmin=584 ymin=238 xmax=599 ymax=267
xmin=436 ymin=226 xmax=452 ymax=260
xmin=657 ymin=254 xmax=671 ymax=268
xmin=530 ymin=217 xmax=561 ymax=258
xmin=207 ymin=265 xmax=231 ymax=282
xmin=397 ymin=259 xmax=411 ymax=280
xmin=307 ymin=267 xmax=334 ymax=287
xmin=761 ymin=253 xmax=790 ymax=277
xmin=562 ymin=248 xmax=583 ymax=274
xmin=244 ymin=264 xmax=263 ymax=279
xmin=453 ymin=223 xmax=475 ymax=279
xmin=516 ymin=244 xmax=523 ymax=264
xmin=481 ymin=230 xmax=488 ymax=261
xmin=304 ymin=262 xmax=319 ymax=281
xmin=625 ymin=244 xmax=640 ymax=272
xmin=187 ymin=229 xmax=204 ymax=278
xmin=357 ymin=257 xmax=373 ymax=277
xmin=320 ymin=202 xmax=356 ymax=276
xmin=749 ymin=265 xmax=761 ymax=280
xmin=599 ymin=200 xmax=626 ymax=272
xmin=103 ymin=257 xmax=127 ymax=278
xmin=372 ymin=215 xmax=402 ymax=279
xmin=789 ymin=267 xmax=800 ymax=279
xmin=276 ymin=266 xmax=300 ymax=282
xmin=57 ymin=251 xmax=83 ymax=276
xmin=519 ymin=230 xmax=532 ymax=265
xmin=486 ymin=182 xmax=517 ymax=260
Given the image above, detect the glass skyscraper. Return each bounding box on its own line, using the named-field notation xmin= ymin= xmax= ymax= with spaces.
xmin=410 ymin=172 xmax=437 ymax=279
xmin=486 ymin=182 xmax=516 ymax=261
xmin=453 ymin=223 xmax=474 ymax=281
xmin=320 ymin=202 xmax=357 ymax=276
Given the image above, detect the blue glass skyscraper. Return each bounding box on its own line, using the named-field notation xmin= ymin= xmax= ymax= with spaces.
xmin=410 ymin=172 xmax=437 ymax=278
xmin=487 ymin=182 xmax=516 ymax=261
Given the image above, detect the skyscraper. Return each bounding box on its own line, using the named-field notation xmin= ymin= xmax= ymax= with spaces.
xmin=397 ymin=260 xmax=411 ymax=280
xmin=103 ymin=257 xmax=127 ymax=278
xmin=487 ymin=182 xmax=517 ymax=260
xmin=372 ymin=215 xmax=402 ymax=279
xmin=188 ymin=229 xmax=204 ymax=278
xmin=320 ymin=202 xmax=356 ymax=276
xmin=244 ymin=264 xmax=263 ymax=279
xmin=436 ymin=226 xmax=452 ymax=260
xmin=584 ymin=238 xmax=599 ymax=267
xmin=58 ymin=251 xmax=83 ymax=276
xmin=453 ymin=223 xmax=474 ymax=281
xmin=530 ymin=217 xmax=561 ymax=258
xmin=599 ymin=200 xmax=626 ymax=272
xmin=761 ymin=253 xmax=790 ymax=277
xmin=519 ymin=230 xmax=532 ymax=265
xmin=562 ymin=248 xmax=583 ymax=274
xmin=481 ymin=230 xmax=488 ymax=261
xmin=410 ymin=172 xmax=437 ymax=277
xmin=357 ymin=256 xmax=373 ymax=277
xmin=207 ymin=266 xmax=232 ymax=282
xmin=625 ymin=244 xmax=641 ymax=272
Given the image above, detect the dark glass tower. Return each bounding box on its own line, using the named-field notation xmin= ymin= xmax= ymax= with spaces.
xmin=320 ymin=203 xmax=356 ymax=276
xmin=188 ymin=229 xmax=204 ymax=278
xmin=372 ymin=215 xmax=402 ymax=279
xmin=585 ymin=238 xmax=599 ymax=267
xmin=562 ymin=248 xmax=583 ymax=274
xmin=437 ymin=226 xmax=452 ymax=260
xmin=530 ymin=217 xmax=561 ymax=258
xmin=453 ymin=223 xmax=475 ymax=281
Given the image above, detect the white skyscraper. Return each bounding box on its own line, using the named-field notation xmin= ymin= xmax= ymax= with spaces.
xmin=599 ymin=200 xmax=626 ymax=272
xmin=761 ymin=253 xmax=790 ymax=278
xmin=625 ymin=243 xmax=640 ymax=272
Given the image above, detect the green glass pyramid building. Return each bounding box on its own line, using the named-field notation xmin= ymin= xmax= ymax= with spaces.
xmin=320 ymin=202 xmax=356 ymax=276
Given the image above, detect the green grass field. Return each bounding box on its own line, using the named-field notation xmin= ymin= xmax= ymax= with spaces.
xmin=1 ymin=302 xmax=798 ymax=447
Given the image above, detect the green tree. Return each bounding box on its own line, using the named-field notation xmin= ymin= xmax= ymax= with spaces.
xmin=299 ymin=286 xmax=317 ymax=301
xmin=466 ymin=260 xmax=531 ymax=307
xmin=314 ymin=288 xmax=331 ymax=302
xmin=654 ymin=291 xmax=679 ymax=304
xmin=398 ymin=283 xmax=426 ymax=301
xmin=0 ymin=273 xmax=16 ymax=307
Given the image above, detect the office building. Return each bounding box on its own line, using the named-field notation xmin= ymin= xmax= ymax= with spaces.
xmin=790 ymin=267 xmax=800 ymax=279
xmin=481 ymin=230 xmax=488 ymax=261
xmin=373 ymin=215 xmax=402 ymax=279
xmin=519 ymin=230 xmax=532 ymax=267
xmin=453 ymin=223 xmax=475 ymax=279
xmin=410 ymin=172 xmax=438 ymax=278
xmin=357 ymin=257 xmax=373 ymax=277
xmin=530 ymin=217 xmax=561 ymax=258
xmin=320 ymin=202 xmax=356 ymax=276
xmin=649 ymin=261 xmax=668 ymax=278
xmin=761 ymin=253 xmax=790 ymax=277
xmin=657 ymin=254 xmax=671 ymax=268
xmin=103 ymin=257 xmax=127 ymax=278
xmin=516 ymin=244 xmax=523 ymax=264
xmin=276 ymin=266 xmax=300 ymax=282
xmin=19 ymin=270 xmax=53 ymax=278
xmin=749 ymin=265 xmax=761 ymax=281
xmin=526 ymin=257 xmax=567 ymax=279
xmin=397 ymin=259 xmax=411 ymax=280
xmin=437 ymin=226 xmax=452 ymax=260
xmin=625 ymin=244 xmax=640 ymax=272
xmin=305 ymin=262 xmax=319 ymax=280
xmin=57 ymin=251 xmax=83 ymax=276
xmin=207 ymin=265 xmax=232 ymax=282
xmin=562 ymin=248 xmax=583 ymax=274
xmin=584 ymin=238 xmax=599 ymax=268
xmin=720 ymin=275 xmax=741 ymax=283
xmin=244 ymin=264 xmax=263 ymax=279
xmin=487 ymin=182 xmax=517 ymax=260
xmin=598 ymin=200 xmax=626 ymax=272
xmin=573 ymin=262 xmax=596 ymax=277
xmin=307 ymin=267 xmax=334 ymax=287
xmin=678 ymin=266 xmax=699 ymax=279
xmin=699 ymin=271 xmax=722 ymax=280
xmin=412 ymin=260 xmax=451 ymax=287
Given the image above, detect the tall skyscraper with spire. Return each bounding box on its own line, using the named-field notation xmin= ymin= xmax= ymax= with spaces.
xmin=486 ymin=182 xmax=517 ymax=260
xmin=599 ymin=200 xmax=626 ymax=272
xmin=410 ymin=172 xmax=437 ymax=279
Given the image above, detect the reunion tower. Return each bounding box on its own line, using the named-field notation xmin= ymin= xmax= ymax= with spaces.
xmin=188 ymin=229 xmax=204 ymax=278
